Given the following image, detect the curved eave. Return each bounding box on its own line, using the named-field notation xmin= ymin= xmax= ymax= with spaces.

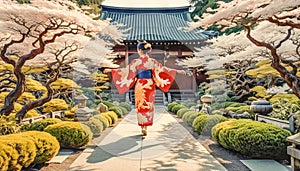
xmin=100 ymin=5 xmax=212 ymax=41
xmin=101 ymin=5 xmax=190 ymax=14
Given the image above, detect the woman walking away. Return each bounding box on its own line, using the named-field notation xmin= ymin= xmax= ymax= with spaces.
xmin=104 ymin=41 xmax=186 ymax=136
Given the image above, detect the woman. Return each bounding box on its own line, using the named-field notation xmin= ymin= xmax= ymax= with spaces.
xmin=104 ymin=41 xmax=186 ymax=136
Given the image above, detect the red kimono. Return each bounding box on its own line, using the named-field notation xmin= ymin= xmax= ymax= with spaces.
xmin=111 ymin=56 xmax=176 ymax=126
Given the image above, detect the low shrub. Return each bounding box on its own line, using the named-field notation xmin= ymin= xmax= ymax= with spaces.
xmin=227 ymin=102 xmax=247 ymax=107
xmin=171 ymin=104 xmax=186 ymax=114
xmin=184 ymin=102 xmax=197 ymax=108
xmin=101 ymin=113 xmax=113 ymax=126
xmin=176 ymin=108 xmax=190 ymax=118
xmin=192 ymin=114 xmax=228 ymax=135
xmin=0 ymin=136 xmax=36 ymax=170
xmin=119 ymin=102 xmax=131 ymax=111
xmin=168 ymin=102 xmax=178 ymax=111
xmin=93 ymin=114 xmax=109 ymax=129
xmin=45 ymin=121 xmax=92 ymax=148
xmin=20 ymin=131 xmax=60 ymax=164
xmin=103 ymin=111 xmax=118 ymax=125
xmin=212 ymin=119 xmax=291 ymax=160
xmin=26 ymin=118 xmax=62 ymax=131
xmin=211 ymin=110 xmax=225 ymax=115
xmin=119 ymin=106 xmax=129 ymax=115
xmin=225 ymin=105 xmax=254 ymax=115
xmin=101 ymin=100 xmax=115 ymax=108
xmin=109 ymin=106 xmax=123 ymax=118
xmin=83 ymin=118 xmax=104 ymax=136
xmin=182 ymin=111 xmax=199 ymax=126
xmin=0 ymin=120 xmax=22 ymax=135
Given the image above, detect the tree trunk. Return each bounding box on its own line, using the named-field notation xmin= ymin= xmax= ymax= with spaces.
xmin=0 ymin=68 xmax=26 ymax=115
xmin=244 ymin=25 xmax=300 ymax=98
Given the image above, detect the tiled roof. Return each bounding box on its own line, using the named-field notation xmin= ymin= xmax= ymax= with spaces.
xmin=100 ymin=5 xmax=214 ymax=41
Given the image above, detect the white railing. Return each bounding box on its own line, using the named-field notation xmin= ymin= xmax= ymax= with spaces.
xmin=21 ymin=111 xmax=63 ymax=124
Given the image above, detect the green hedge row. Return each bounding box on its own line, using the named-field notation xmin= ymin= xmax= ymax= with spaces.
xmin=0 ymin=131 xmax=59 ymax=171
xmin=45 ymin=121 xmax=92 ymax=148
xmin=192 ymin=115 xmax=228 ymax=135
xmin=212 ymin=119 xmax=291 ymax=160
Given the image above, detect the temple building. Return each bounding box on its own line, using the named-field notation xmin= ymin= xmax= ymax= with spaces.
xmin=100 ymin=0 xmax=215 ymax=104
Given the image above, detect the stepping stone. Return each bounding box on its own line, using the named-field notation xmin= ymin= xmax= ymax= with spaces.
xmin=48 ymin=149 xmax=75 ymax=163
xmin=240 ymin=160 xmax=290 ymax=171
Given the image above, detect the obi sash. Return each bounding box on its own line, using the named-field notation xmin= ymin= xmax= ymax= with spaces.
xmin=137 ymin=70 xmax=152 ymax=79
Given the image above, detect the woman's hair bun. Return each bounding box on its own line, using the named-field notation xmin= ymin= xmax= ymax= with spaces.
xmin=137 ymin=41 xmax=152 ymax=51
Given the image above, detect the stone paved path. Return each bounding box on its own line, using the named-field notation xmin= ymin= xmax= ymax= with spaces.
xmin=68 ymin=106 xmax=227 ymax=171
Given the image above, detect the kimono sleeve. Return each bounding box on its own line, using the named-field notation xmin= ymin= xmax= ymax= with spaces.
xmin=111 ymin=60 xmax=138 ymax=94
xmin=151 ymin=59 xmax=177 ymax=92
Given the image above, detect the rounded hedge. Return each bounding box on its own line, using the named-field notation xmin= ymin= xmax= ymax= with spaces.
xmin=109 ymin=106 xmax=123 ymax=118
xmin=183 ymin=112 xmax=207 ymax=126
xmin=119 ymin=106 xmax=129 ymax=115
xmin=182 ymin=111 xmax=199 ymax=126
xmin=27 ymin=118 xmax=62 ymax=131
xmin=171 ymin=104 xmax=186 ymax=114
xmin=168 ymin=102 xmax=178 ymax=111
xmin=93 ymin=114 xmax=109 ymax=129
xmin=103 ymin=111 xmax=118 ymax=125
xmin=83 ymin=118 xmax=104 ymax=136
xmin=119 ymin=102 xmax=131 ymax=111
xmin=192 ymin=115 xmax=228 ymax=135
xmin=0 ymin=136 xmax=36 ymax=170
xmin=101 ymin=113 xmax=113 ymax=126
xmin=20 ymin=131 xmax=60 ymax=164
xmin=45 ymin=121 xmax=92 ymax=148
xmin=212 ymin=119 xmax=292 ymax=160
xmin=176 ymin=108 xmax=190 ymax=118
xmin=101 ymin=101 xmax=115 ymax=108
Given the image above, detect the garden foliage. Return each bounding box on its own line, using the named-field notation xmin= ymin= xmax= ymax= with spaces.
xmin=212 ymin=119 xmax=291 ymax=160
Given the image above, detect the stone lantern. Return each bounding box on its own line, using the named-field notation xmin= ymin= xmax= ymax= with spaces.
xmin=200 ymin=94 xmax=213 ymax=114
xmin=74 ymin=94 xmax=94 ymax=121
xmin=75 ymin=94 xmax=88 ymax=108
xmin=250 ymin=99 xmax=273 ymax=115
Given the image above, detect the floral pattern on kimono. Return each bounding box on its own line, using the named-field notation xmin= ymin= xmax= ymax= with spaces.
xmin=111 ymin=56 xmax=176 ymax=126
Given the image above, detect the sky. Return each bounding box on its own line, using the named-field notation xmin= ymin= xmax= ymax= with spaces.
xmin=102 ymin=0 xmax=190 ymax=8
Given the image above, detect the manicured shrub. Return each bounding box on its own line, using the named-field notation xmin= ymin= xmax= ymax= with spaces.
xmin=93 ymin=114 xmax=109 ymax=129
xmin=227 ymin=102 xmax=247 ymax=107
xmin=101 ymin=113 xmax=113 ymax=126
xmin=27 ymin=118 xmax=62 ymax=131
xmin=184 ymin=102 xmax=197 ymax=108
xmin=83 ymin=118 xmax=104 ymax=136
xmin=182 ymin=111 xmax=199 ymax=126
xmin=103 ymin=111 xmax=118 ymax=125
xmin=167 ymin=102 xmax=178 ymax=111
xmin=211 ymin=110 xmax=225 ymax=115
xmin=225 ymin=105 xmax=254 ymax=115
xmin=171 ymin=104 xmax=186 ymax=114
xmin=45 ymin=121 xmax=92 ymax=148
xmin=176 ymin=108 xmax=190 ymax=118
xmin=192 ymin=115 xmax=228 ymax=135
xmin=101 ymin=100 xmax=115 ymax=108
xmin=119 ymin=106 xmax=129 ymax=115
xmin=119 ymin=102 xmax=131 ymax=111
xmin=20 ymin=131 xmax=60 ymax=164
xmin=0 ymin=120 xmax=22 ymax=135
xmin=109 ymin=106 xmax=123 ymax=118
xmin=0 ymin=136 xmax=36 ymax=170
xmin=212 ymin=119 xmax=292 ymax=160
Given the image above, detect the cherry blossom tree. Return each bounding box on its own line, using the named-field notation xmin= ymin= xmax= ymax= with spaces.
xmin=0 ymin=0 xmax=123 ymax=120
xmin=189 ymin=0 xmax=300 ymax=98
